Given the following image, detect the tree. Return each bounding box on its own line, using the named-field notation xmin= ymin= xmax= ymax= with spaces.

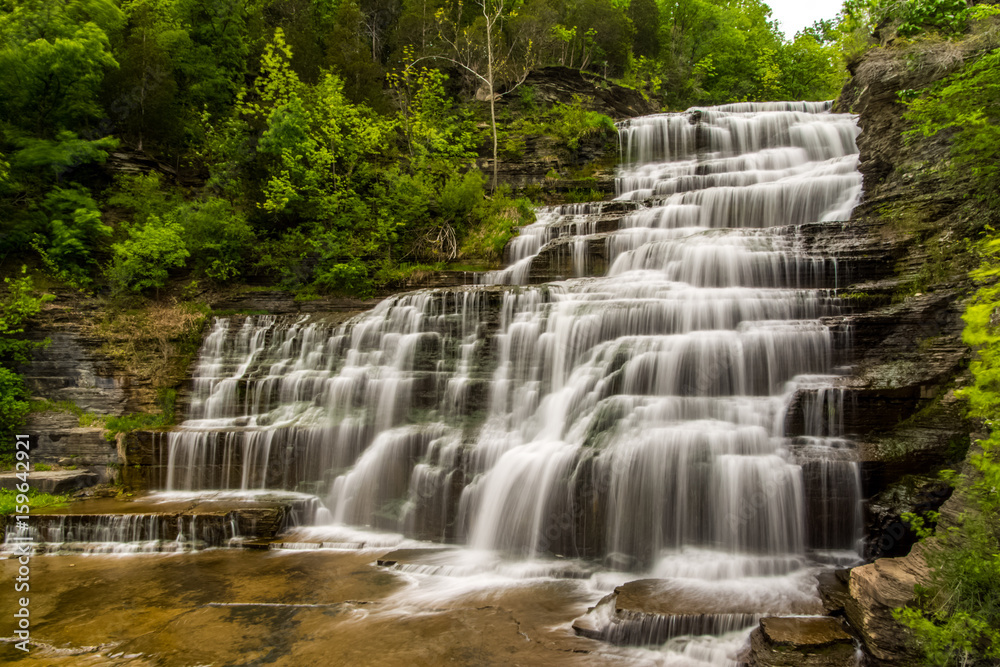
xmin=775 ymin=31 xmax=845 ymax=101
xmin=107 ymin=215 xmax=190 ymax=294
xmin=426 ymin=0 xmax=533 ymax=190
xmin=0 ymin=0 xmax=123 ymax=139
xmin=630 ymin=0 xmax=661 ymax=59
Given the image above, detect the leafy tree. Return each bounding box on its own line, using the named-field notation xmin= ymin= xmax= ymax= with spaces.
xmin=245 ymin=30 xmax=396 ymax=223
xmin=629 ymin=0 xmax=661 ymax=59
xmin=32 ymin=185 xmax=112 ymax=287
xmin=775 ymin=31 xmax=846 ymax=101
xmin=180 ymin=197 xmax=257 ymax=283
xmin=0 ymin=0 xmax=123 ymax=139
xmin=0 ymin=268 xmax=52 ymax=365
xmin=390 ymin=61 xmax=479 ymax=168
xmin=0 ymin=0 xmax=121 ymax=275
xmin=107 ymin=215 xmax=190 ymax=293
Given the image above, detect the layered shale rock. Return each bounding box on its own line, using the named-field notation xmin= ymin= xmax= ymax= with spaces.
xmin=742 ymin=616 xmax=856 ymax=667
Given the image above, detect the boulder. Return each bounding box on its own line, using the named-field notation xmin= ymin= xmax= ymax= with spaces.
xmin=742 ymin=616 xmax=856 ymax=667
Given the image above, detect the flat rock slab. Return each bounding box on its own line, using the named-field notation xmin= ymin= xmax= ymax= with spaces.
xmin=744 ymin=616 xmax=855 ymax=667
xmin=376 ymin=547 xmax=454 ymax=567
xmin=573 ymin=577 xmax=823 ymax=647
xmin=4 ymin=491 xmax=323 ymax=548
xmin=0 ymin=550 xmax=605 ymax=666
xmin=0 ymin=469 xmax=99 ymax=494
xmin=760 ymin=616 xmax=852 ymax=646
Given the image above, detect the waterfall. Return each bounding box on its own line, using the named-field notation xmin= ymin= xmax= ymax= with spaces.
xmin=164 ymin=102 xmax=864 ymax=653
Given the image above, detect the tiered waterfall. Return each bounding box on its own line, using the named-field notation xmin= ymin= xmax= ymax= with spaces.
xmin=163 ymin=101 xmax=865 ymax=652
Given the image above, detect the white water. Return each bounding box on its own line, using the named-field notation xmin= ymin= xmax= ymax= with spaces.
xmin=160 ymin=102 xmax=865 ymax=662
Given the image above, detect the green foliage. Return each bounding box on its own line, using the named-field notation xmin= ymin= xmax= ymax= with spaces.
xmin=0 ymin=268 xmax=51 ymax=463
xmin=0 ymin=0 xmax=124 ymax=139
xmin=546 ymin=100 xmax=616 ymax=150
xmin=905 ymin=49 xmax=1000 ymax=209
xmin=107 ymin=174 xmax=255 ymax=284
xmin=893 ymin=0 xmax=972 ymax=37
xmin=894 ymin=214 xmax=1000 ymax=663
xmin=107 ymin=173 xmax=180 ymax=225
xmin=391 ymin=63 xmax=479 ymax=168
xmin=508 ymin=96 xmax=616 ymax=151
xmin=0 ymin=488 xmax=70 ymax=515
xmin=459 ymin=189 xmax=536 ymax=264
xmin=8 ymin=133 xmax=118 ymax=184
xmin=181 ymin=198 xmax=257 ymax=283
xmin=103 ymin=411 xmax=172 ymax=440
xmin=0 ymin=368 xmax=29 ymax=463
xmin=107 ymin=216 xmax=190 ymax=293
xmin=0 ymin=268 xmax=53 ymax=365
xmin=32 ymin=185 xmax=111 ymax=287
xmin=774 ymin=32 xmax=846 ymax=101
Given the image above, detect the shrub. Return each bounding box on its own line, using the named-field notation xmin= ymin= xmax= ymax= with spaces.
xmin=32 ymin=185 xmax=111 ymax=287
xmin=107 ymin=216 xmax=190 ymax=294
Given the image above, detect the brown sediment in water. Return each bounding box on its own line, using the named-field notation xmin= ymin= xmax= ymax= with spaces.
xmin=0 ymin=550 xmax=631 ymax=666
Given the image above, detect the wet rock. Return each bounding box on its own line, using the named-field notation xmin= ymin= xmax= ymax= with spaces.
xmin=742 ymin=616 xmax=856 ymax=667
xmin=843 ymin=548 xmax=927 ymax=663
xmin=817 ymin=569 xmax=852 ymax=616
xmin=0 ymin=469 xmax=100 ymax=494
xmin=4 ymin=492 xmax=318 ymax=551
xmin=863 ymin=475 xmax=952 ymax=560
xmin=375 ymin=547 xmax=454 ymax=567
xmin=207 ymin=290 xmax=380 ymax=316
xmin=572 ymin=578 xmax=821 ymax=646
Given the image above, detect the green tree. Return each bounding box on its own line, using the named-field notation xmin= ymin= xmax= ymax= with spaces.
xmin=32 ymin=185 xmax=112 ymax=287
xmin=107 ymin=215 xmax=190 ymax=294
xmin=775 ymin=31 xmax=846 ymax=101
xmin=629 ymin=0 xmax=661 ymax=59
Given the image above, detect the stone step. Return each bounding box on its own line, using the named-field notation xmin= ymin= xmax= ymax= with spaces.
xmin=1 ymin=491 xmax=323 ymax=551
xmin=0 ymin=469 xmax=99 ymax=494
xmin=742 ymin=616 xmax=856 ymax=667
xmin=573 ymin=577 xmax=822 ymax=646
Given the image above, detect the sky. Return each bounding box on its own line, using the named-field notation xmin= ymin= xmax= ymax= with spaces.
xmin=766 ymin=0 xmax=845 ymax=38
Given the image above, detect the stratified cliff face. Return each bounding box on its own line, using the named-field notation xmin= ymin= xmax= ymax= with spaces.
xmin=813 ymin=40 xmax=994 ymax=665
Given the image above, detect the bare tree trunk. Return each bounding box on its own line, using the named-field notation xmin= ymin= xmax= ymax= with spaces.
xmin=485 ymin=5 xmax=498 ymax=191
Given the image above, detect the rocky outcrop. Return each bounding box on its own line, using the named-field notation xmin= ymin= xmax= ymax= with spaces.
xmin=843 ymin=547 xmax=928 ymax=664
xmin=3 ymin=491 xmax=322 ymax=551
xmin=505 ymin=66 xmax=659 ymax=119
xmin=819 ymin=34 xmax=994 ymax=665
xmin=742 ymin=617 xmax=856 ymax=667
xmin=572 ymin=579 xmax=821 ymax=646
xmin=0 ymin=469 xmax=99 ymax=494
xmin=18 ymin=299 xmax=129 ymax=415
xmin=481 ymin=131 xmax=620 ymax=197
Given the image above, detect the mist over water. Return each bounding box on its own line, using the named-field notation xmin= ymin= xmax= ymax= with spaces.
xmin=160 ymin=101 xmax=865 ymax=663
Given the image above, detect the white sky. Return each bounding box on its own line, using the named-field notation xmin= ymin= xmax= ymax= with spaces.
xmin=767 ymin=0 xmax=845 ymax=38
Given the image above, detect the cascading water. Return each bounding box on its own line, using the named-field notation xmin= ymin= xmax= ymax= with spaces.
xmin=163 ymin=101 xmax=864 ymax=662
